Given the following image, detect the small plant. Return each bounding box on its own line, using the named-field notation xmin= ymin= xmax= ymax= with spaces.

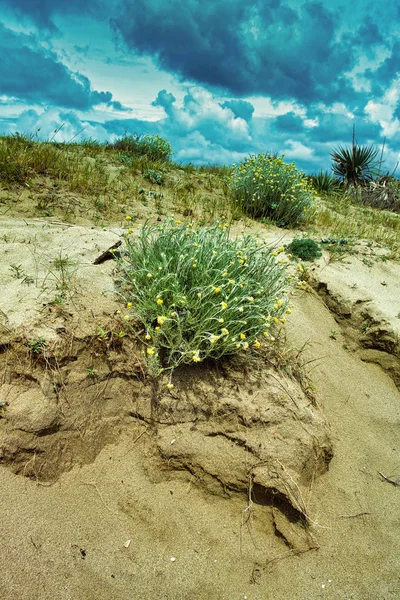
xmin=116 ymin=219 xmax=294 ymax=373
xmin=330 ymin=330 xmax=338 ymax=340
xmin=47 ymin=252 xmax=77 ymax=299
xmin=28 ymin=337 xmax=47 ymax=355
xmin=230 ymin=154 xmax=315 ymax=227
xmin=9 ymin=264 xmax=34 ymax=284
xmin=87 ymin=368 xmax=98 ymax=378
xmin=144 ymin=169 xmax=164 ymax=185
xmin=97 ymin=327 xmax=109 ymax=342
xmin=286 ymin=238 xmax=322 ymax=261
xmin=9 ymin=264 xmax=24 ymax=278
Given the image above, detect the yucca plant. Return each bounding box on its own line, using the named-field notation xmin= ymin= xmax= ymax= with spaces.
xmin=309 ymin=171 xmax=342 ymax=195
xmin=330 ymin=128 xmax=382 ymax=187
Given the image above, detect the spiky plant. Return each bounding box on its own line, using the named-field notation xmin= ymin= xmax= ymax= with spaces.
xmin=330 ymin=129 xmax=382 ymax=187
xmin=309 ymin=171 xmax=342 ymax=195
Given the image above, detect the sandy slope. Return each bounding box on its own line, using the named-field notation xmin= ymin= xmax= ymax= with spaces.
xmin=1 ymin=218 xmax=399 ymax=600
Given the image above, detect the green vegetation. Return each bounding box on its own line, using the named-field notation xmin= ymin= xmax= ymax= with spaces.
xmin=110 ymin=133 xmax=172 ymax=162
xmin=28 ymin=337 xmax=47 ymax=355
xmin=286 ymin=238 xmax=322 ymax=261
xmin=116 ymin=220 xmax=294 ymax=373
xmin=308 ymin=171 xmax=342 ymax=195
xmin=330 ymin=129 xmax=382 ymax=187
xmin=230 ymin=154 xmax=315 ymax=227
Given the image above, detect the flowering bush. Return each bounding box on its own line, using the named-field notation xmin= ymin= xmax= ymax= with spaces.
xmin=116 ymin=220 xmax=294 ymax=372
xmin=230 ymin=154 xmax=316 ymax=227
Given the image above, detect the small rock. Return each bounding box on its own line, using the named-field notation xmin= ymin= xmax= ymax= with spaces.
xmin=5 ymin=387 xmax=59 ymax=433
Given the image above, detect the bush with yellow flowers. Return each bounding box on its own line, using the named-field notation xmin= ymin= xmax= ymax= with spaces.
xmin=116 ymin=220 xmax=294 ymax=371
xmin=230 ymin=154 xmax=316 ymax=227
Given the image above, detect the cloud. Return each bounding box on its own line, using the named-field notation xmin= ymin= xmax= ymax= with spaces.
xmin=220 ymin=99 xmax=254 ymax=122
xmin=111 ymin=0 xmax=360 ymax=104
xmin=0 ymin=0 xmax=106 ymax=30
xmin=0 ymin=24 xmax=122 ymax=110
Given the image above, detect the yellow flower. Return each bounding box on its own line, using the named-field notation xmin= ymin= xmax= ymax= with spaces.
xmin=222 ymin=271 xmax=228 ymax=277
xmin=145 ymin=334 xmax=151 ymax=340
xmin=147 ymin=273 xmax=153 ymax=278
xmin=213 ymin=287 xmax=221 ymax=294
xmin=127 ymin=228 xmax=134 ymax=234
xmin=286 ymin=309 xmax=292 ymax=314
xmin=242 ymin=342 xmax=249 ymax=350
xmin=146 ymin=347 xmax=155 ymax=356
xmin=192 ymin=351 xmax=201 ymax=363
xmin=238 ymin=306 xmax=244 ymax=313
xmin=167 ymin=383 xmax=174 ymax=390
xmin=125 ymin=215 xmax=132 ymax=221
xmin=273 ymin=317 xmax=279 ymax=324
xmin=123 ymin=315 xmax=131 ymax=321
xmin=221 ymin=328 xmax=229 ymax=336
xmin=240 ymin=333 xmax=246 ymax=340
xmin=156 ymin=298 xmax=163 ymax=305
xmin=218 ymin=318 xmax=224 ymax=323
xmin=209 ymin=334 xmax=219 ymax=344
xmin=253 ymin=340 xmax=261 ymax=348
xmin=192 ymin=263 xmax=197 ymax=268
xmin=248 ymin=296 xmax=254 ymax=303
xmin=170 ymin=311 xmax=178 ymax=318
xmin=280 ymin=317 xmax=286 ymax=324
xmin=221 ymin=301 xmax=228 ymax=310
xmin=157 ymin=316 xmax=167 ymax=325
xmin=197 ymin=292 xmax=202 ymax=298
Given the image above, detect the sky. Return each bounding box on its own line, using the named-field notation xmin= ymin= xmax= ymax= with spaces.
xmin=1 ymin=0 xmax=400 ymax=173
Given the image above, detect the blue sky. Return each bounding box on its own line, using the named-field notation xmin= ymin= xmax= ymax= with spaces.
xmin=1 ymin=0 xmax=400 ymax=173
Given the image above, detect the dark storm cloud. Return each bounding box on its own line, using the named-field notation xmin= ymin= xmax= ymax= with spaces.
xmin=369 ymin=42 xmax=400 ymax=97
xmin=0 ymin=24 xmax=121 ymax=109
xmin=0 ymin=0 xmax=105 ymax=30
xmin=221 ymin=100 xmax=254 ymax=122
xmin=274 ymin=112 xmax=304 ymax=134
xmin=111 ymin=0 xmax=358 ymax=104
xmin=307 ymin=113 xmax=382 ymax=144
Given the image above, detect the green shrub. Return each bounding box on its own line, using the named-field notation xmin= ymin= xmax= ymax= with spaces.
xmin=111 ymin=133 xmax=172 ymax=162
xmin=286 ymin=238 xmax=322 ymax=261
xmin=116 ymin=220 xmax=294 ymax=372
xmin=230 ymin=154 xmax=315 ymax=227
xmin=308 ymin=171 xmax=342 ymax=195
xmin=144 ymin=168 xmax=164 ymax=185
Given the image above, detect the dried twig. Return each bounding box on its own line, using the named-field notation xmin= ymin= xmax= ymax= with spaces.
xmin=378 ymin=471 xmax=400 ymax=487
xmin=339 ymin=512 xmax=371 ymax=519
xmin=93 ymin=241 xmax=122 ymax=264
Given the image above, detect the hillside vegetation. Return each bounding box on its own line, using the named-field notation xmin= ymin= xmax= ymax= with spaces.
xmin=0 ymin=132 xmax=399 ymax=250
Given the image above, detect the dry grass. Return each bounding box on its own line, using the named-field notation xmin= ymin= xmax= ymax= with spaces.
xmin=310 ymin=194 xmax=400 ymax=250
